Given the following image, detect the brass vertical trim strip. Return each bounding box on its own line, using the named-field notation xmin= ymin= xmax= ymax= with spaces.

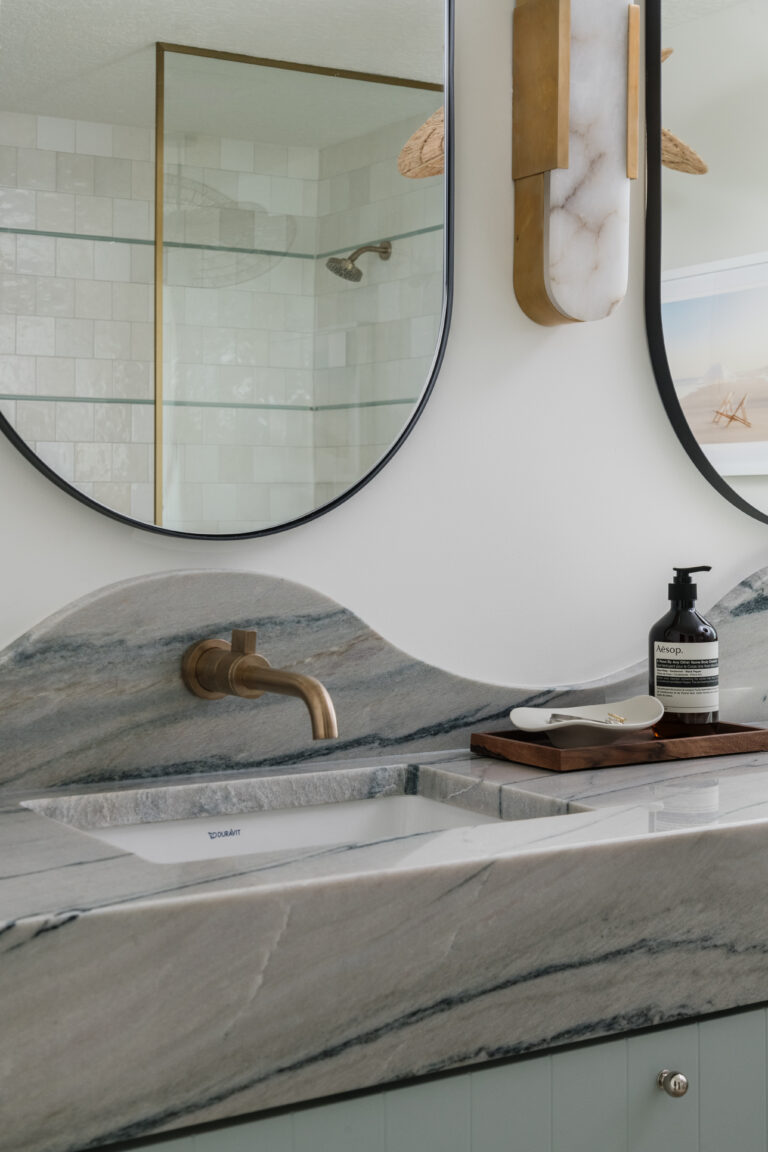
xmin=555 ymin=0 xmax=571 ymax=170
xmin=513 ymin=173 xmax=575 ymax=325
xmin=513 ymin=0 xmax=573 ymax=325
xmin=153 ymin=43 xmax=165 ymax=526
xmin=627 ymin=5 xmax=640 ymax=179
xmin=512 ymin=0 xmax=570 ymax=180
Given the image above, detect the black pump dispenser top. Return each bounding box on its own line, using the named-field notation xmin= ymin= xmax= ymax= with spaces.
xmin=668 ymin=565 xmax=711 ymax=602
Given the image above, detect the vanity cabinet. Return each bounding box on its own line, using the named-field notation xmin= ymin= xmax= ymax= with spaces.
xmin=102 ymin=1009 xmax=768 ymax=1152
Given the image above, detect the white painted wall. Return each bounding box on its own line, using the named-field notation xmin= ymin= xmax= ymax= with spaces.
xmin=1 ymin=0 xmax=766 ymax=689
xmin=661 ymin=0 xmax=768 ymax=271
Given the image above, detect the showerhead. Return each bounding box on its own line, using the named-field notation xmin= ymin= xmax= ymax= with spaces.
xmin=325 ymin=256 xmax=363 ymax=282
xmin=325 ymin=240 xmax=392 ymax=282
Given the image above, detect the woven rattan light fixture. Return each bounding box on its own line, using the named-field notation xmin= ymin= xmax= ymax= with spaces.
xmin=661 ymin=49 xmax=708 ymax=175
xmin=398 ymin=106 xmax=445 ymax=179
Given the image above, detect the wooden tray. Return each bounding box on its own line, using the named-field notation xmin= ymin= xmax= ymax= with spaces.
xmin=470 ymin=721 xmax=768 ymax=772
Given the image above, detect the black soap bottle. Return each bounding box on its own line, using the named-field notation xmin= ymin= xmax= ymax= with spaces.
xmin=649 ymin=566 xmax=719 ymax=725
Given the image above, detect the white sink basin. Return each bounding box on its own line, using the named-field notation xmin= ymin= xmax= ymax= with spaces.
xmin=22 ymin=761 xmax=570 ymax=865
xmin=72 ymin=794 xmax=500 ymax=863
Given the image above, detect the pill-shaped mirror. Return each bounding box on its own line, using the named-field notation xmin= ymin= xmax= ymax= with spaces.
xmin=0 ymin=0 xmax=451 ymax=537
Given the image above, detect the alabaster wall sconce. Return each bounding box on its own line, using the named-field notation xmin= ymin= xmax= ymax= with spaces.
xmin=513 ymin=0 xmax=640 ymax=325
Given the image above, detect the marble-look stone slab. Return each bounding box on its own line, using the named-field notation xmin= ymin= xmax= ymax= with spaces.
xmin=708 ymin=567 xmax=768 ymax=719
xmin=23 ymin=762 xmax=570 ymax=834
xmin=5 ymin=750 xmax=768 ymax=1151
xmin=5 ymin=565 xmax=768 ymax=1150
xmin=547 ymin=0 xmax=631 ymax=320
xmin=0 ymin=569 xmax=630 ymax=795
xmin=4 ymin=563 xmax=768 ymax=795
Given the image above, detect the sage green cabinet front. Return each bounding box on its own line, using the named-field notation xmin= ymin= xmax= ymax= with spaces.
xmin=108 ymin=1008 xmax=768 ymax=1152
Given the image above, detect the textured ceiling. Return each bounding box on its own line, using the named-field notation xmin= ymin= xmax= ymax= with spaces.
xmin=663 ymin=0 xmax=753 ymax=28
xmin=0 ymin=0 xmax=444 ymax=130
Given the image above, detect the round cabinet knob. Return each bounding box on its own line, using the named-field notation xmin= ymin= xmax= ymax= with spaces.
xmin=657 ymin=1069 xmax=689 ymax=1098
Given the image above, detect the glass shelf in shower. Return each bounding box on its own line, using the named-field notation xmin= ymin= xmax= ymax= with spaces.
xmin=0 ymin=223 xmax=443 ymax=261
xmin=0 ymin=393 xmax=418 ymax=412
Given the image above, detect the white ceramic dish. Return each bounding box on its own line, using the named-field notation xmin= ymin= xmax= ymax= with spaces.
xmin=509 ymin=695 xmax=664 ymax=749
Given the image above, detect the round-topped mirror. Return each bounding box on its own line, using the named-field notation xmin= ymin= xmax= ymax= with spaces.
xmin=0 ymin=0 xmax=451 ymax=537
xmin=646 ymin=0 xmax=768 ymax=524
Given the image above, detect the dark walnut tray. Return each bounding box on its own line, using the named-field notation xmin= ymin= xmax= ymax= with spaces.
xmin=470 ymin=721 xmax=768 ymax=772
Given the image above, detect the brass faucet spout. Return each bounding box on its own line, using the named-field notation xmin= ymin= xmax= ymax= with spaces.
xmin=181 ymin=629 xmax=338 ymax=741
xmin=237 ymin=665 xmax=338 ymax=740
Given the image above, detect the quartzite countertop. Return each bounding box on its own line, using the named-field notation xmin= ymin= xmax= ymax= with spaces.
xmin=6 ymin=746 xmax=768 ymax=1152
xmin=7 ymin=566 xmax=768 ymax=1152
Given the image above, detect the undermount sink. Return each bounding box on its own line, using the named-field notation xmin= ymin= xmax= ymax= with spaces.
xmin=53 ymin=794 xmax=501 ymax=864
xmin=22 ymin=761 xmax=572 ymax=864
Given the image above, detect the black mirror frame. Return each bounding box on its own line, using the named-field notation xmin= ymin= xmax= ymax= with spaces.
xmin=644 ymin=0 xmax=768 ymax=526
xmin=0 ymin=0 xmax=454 ymax=541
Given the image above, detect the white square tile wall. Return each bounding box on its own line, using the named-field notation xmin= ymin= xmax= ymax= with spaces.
xmin=0 ymin=111 xmax=156 ymax=514
xmin=313 ymin=113 xmax=444 ymax=492
xmin=0 ymin=106 xmax=443 ymax=531
xmin=161 ymin=130 xmax=319 ymax=532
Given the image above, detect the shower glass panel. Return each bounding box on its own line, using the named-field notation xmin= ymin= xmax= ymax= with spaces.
xmin=160 ymin=47 xmax=445 ymax=534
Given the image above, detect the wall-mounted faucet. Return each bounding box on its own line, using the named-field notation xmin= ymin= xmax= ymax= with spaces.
xmin=181 ymin=629 xmax=338 ymax=740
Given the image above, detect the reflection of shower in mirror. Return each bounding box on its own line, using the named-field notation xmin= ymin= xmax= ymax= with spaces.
xmin=325 ymin=241 xmax=392 ymax=282
xmin=163 ymin=171 xmax=296 ymax=286
xmin=0 ymin=11 xmax=449 ymax=540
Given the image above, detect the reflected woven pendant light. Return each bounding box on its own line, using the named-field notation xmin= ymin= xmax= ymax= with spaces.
xmin=398 ymin=106 xmax=445 ymax=178
xmin=662 ymin=127 xmax=708 ymax=174
xmin=661 ymin=49 xmax=708 ymax=174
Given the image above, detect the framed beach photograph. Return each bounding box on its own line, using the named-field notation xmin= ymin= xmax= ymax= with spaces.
xmin=662 ymin=253 xmax=768 ymax=480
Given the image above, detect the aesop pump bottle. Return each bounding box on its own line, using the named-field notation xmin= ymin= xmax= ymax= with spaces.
xmin=649 ymin=566 xmax=719 ymax=724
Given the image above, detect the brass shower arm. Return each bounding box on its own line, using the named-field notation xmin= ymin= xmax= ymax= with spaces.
xmin=346 ymin=243 xmax=392 ymax=262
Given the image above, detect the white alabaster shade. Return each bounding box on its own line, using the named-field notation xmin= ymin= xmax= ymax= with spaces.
xmin=547 ymin=0 xmax=631 ymax=321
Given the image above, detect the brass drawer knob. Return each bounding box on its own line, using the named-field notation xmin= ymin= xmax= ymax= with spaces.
xmin=657 ymin=1069 xmax=689 ymax=1097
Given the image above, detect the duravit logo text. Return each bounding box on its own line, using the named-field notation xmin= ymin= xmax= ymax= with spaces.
xmin=207 ymin=828 xmax=241 ymax=840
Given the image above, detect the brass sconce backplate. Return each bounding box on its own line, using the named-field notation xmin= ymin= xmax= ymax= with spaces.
xmin=512 ymin=0 xmax=640 ymax=325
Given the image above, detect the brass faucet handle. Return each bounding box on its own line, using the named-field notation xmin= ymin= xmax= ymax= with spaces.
xmin=181 ymin=637 xmax=231 ymax=700
xmin=182 ymin=634 xmax=271 ymax=700
xmin=231 ymin=628 xmax=258 ymax=654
